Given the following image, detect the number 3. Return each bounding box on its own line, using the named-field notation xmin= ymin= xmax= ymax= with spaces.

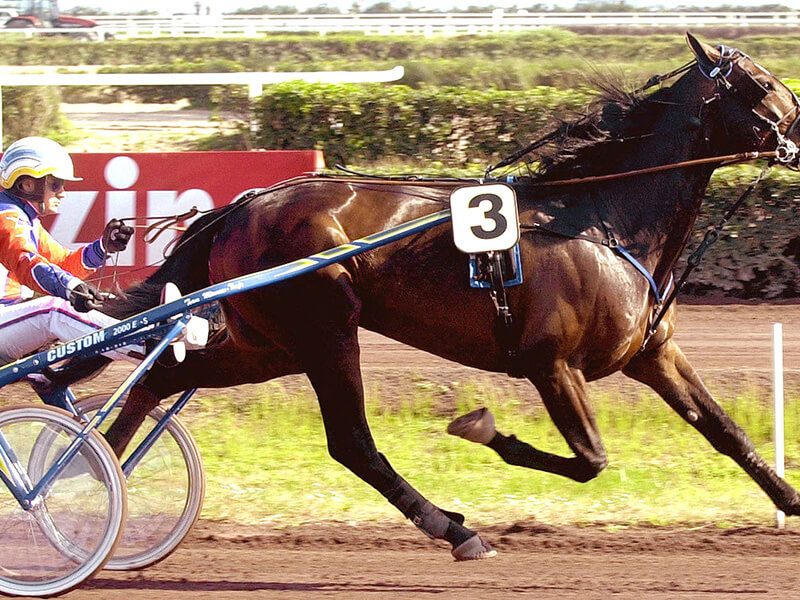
xmin=449 ymin=183 xmax=519 ymax=254
xmin=469 ymin=194 xmax=508 ymax=240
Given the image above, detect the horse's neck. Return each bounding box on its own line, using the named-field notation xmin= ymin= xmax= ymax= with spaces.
xmin=601 ymin=74 xmax=718 ymax=279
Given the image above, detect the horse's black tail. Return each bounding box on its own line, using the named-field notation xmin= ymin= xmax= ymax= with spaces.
xmin=102 ymin=199 xmax=249 ymax=319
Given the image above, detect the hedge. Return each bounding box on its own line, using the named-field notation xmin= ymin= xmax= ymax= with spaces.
xmin=253 ymin=79 xmax=800 ymax=164
xmin=1 ymin=87 xmax=63 ymax=147
xmin=6 ymin=32 xmax=800 ymax=105
xmin=254 ymin=82 xmax=595 ymax=165
xmin=3 ymin=32 xmax=794 ymax=110
xmin=4 ymin=32 xmax=800 ymax=67
xmin=0 ymin=32 xmax=698 ymax=66
xmin=678 ymin=168 xmax=800 ymax=301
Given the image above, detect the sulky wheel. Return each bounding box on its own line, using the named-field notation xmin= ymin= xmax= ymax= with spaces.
xmin=0 ymin=405 xmax=126 ymax=597
xmin=71 ymin=394 xmax=205 ymax=571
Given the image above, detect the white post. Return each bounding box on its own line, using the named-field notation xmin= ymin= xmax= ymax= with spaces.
xmin=247 ymin=81 xmax=263 ymax=140
xmin=774 ymin=322 xmax=786 ymax=529
xmin=248 ymin=81 xmax=262 ymax=100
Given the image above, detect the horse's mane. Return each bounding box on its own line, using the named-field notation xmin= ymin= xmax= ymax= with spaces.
xmin=525 ymin=78 xmax=676 ymax=182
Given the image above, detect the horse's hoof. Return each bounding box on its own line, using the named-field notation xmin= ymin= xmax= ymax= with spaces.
xmin=447 ymin=407 xmax=496 ymax=445
xmin=452 ymin=534 xmax=497 ymax=561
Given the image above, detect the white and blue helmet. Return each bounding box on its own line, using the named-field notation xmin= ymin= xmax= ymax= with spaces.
xmin=0 ymin=136 xmax=82 ymax=189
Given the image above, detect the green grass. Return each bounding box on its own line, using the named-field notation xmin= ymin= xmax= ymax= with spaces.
xmin=178 ymin=379 xmax=800 ymax=528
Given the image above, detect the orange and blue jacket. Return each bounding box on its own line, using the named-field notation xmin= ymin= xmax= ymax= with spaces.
xmin=0 ymin=190 xmax=105 ymax=305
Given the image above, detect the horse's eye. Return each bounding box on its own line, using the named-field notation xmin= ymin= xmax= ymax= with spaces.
xmin=764 ymin=81 xmax=774 ymax=91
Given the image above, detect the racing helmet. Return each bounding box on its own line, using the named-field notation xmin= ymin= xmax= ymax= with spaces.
xmin=0 ymin=136 xmax=82 ymax=189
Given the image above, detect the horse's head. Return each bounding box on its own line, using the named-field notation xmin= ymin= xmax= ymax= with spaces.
xmin=687 ymin=33 xmax=800 ymax=168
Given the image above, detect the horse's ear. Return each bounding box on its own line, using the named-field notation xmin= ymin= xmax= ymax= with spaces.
xmin=686 ymin=32 xmax=720 ymax=67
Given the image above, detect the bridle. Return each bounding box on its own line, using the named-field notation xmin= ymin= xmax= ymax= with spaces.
xmin=636 ymin=49 xmax=800 ymax=349
xmin=696 ymin=44 xmax=800 ymax=169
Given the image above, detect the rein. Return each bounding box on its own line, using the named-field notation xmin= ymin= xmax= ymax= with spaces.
xmin=87 ymin=207 xmax=207 ymax=291
xmin=117 ymin=207 xmax=200 ymax=244
xmin=524 ymin=149 xmax=784 ymax=187
xmin=87 ymin=188 xmax=273 ymax=291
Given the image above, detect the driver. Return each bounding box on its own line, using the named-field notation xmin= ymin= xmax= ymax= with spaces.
xmin=0 ymin=136 xmax=136 ymax=364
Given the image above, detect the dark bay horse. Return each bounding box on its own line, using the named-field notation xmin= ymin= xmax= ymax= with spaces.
xmin=102 ymin=34 xmax=800 ymax=559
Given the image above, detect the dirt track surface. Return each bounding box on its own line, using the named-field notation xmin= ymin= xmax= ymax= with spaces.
xmin=358 ymin=303 xmax=800 ymax=395
xmin=33 ymin=304 xmax=800 ymax=599
xmin=75 ymin=522 xmax=800 ymax=600
xmin=62 ymin=101 xmax=243 ymax=152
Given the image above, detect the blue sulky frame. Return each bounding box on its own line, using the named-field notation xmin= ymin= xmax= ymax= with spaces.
xmin=0 ymin=209 xmax=452 ymax=509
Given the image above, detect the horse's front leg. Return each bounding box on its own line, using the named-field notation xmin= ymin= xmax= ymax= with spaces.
xmin=296 ymin=269 xmax=494 ymax=560
xmin=449 ymin=358 xmax=608 ymax=482
xmin=623 ymin=337 xmax=800 ymax=515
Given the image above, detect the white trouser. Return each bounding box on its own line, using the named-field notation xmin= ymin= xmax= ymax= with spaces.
xmin=0 ymin=296 xmax=139 ymax=364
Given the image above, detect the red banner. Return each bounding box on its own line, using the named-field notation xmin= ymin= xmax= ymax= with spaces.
xmin=41 ymin=151 xmax=324 ymax=287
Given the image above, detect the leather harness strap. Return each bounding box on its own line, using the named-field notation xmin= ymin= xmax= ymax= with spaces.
xmin=483 ymin=251 xmax=525 ymax=378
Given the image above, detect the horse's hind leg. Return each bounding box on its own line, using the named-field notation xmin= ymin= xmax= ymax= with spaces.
xmin=623 ymin=338 xmax=800 ymax=514
xmin=294 ymin=268 xmax=494 ymax=560
xmin=103 ymin=337 xmax=300 ymax=457
xmin=103 ymin=384 xmax=160 ymax=457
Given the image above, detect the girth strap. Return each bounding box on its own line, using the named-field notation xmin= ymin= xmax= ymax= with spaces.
xmin=614 ymin=245 xmax=672 ymax=304
xmin=484 ymin=251 xmax=525 ymax=378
